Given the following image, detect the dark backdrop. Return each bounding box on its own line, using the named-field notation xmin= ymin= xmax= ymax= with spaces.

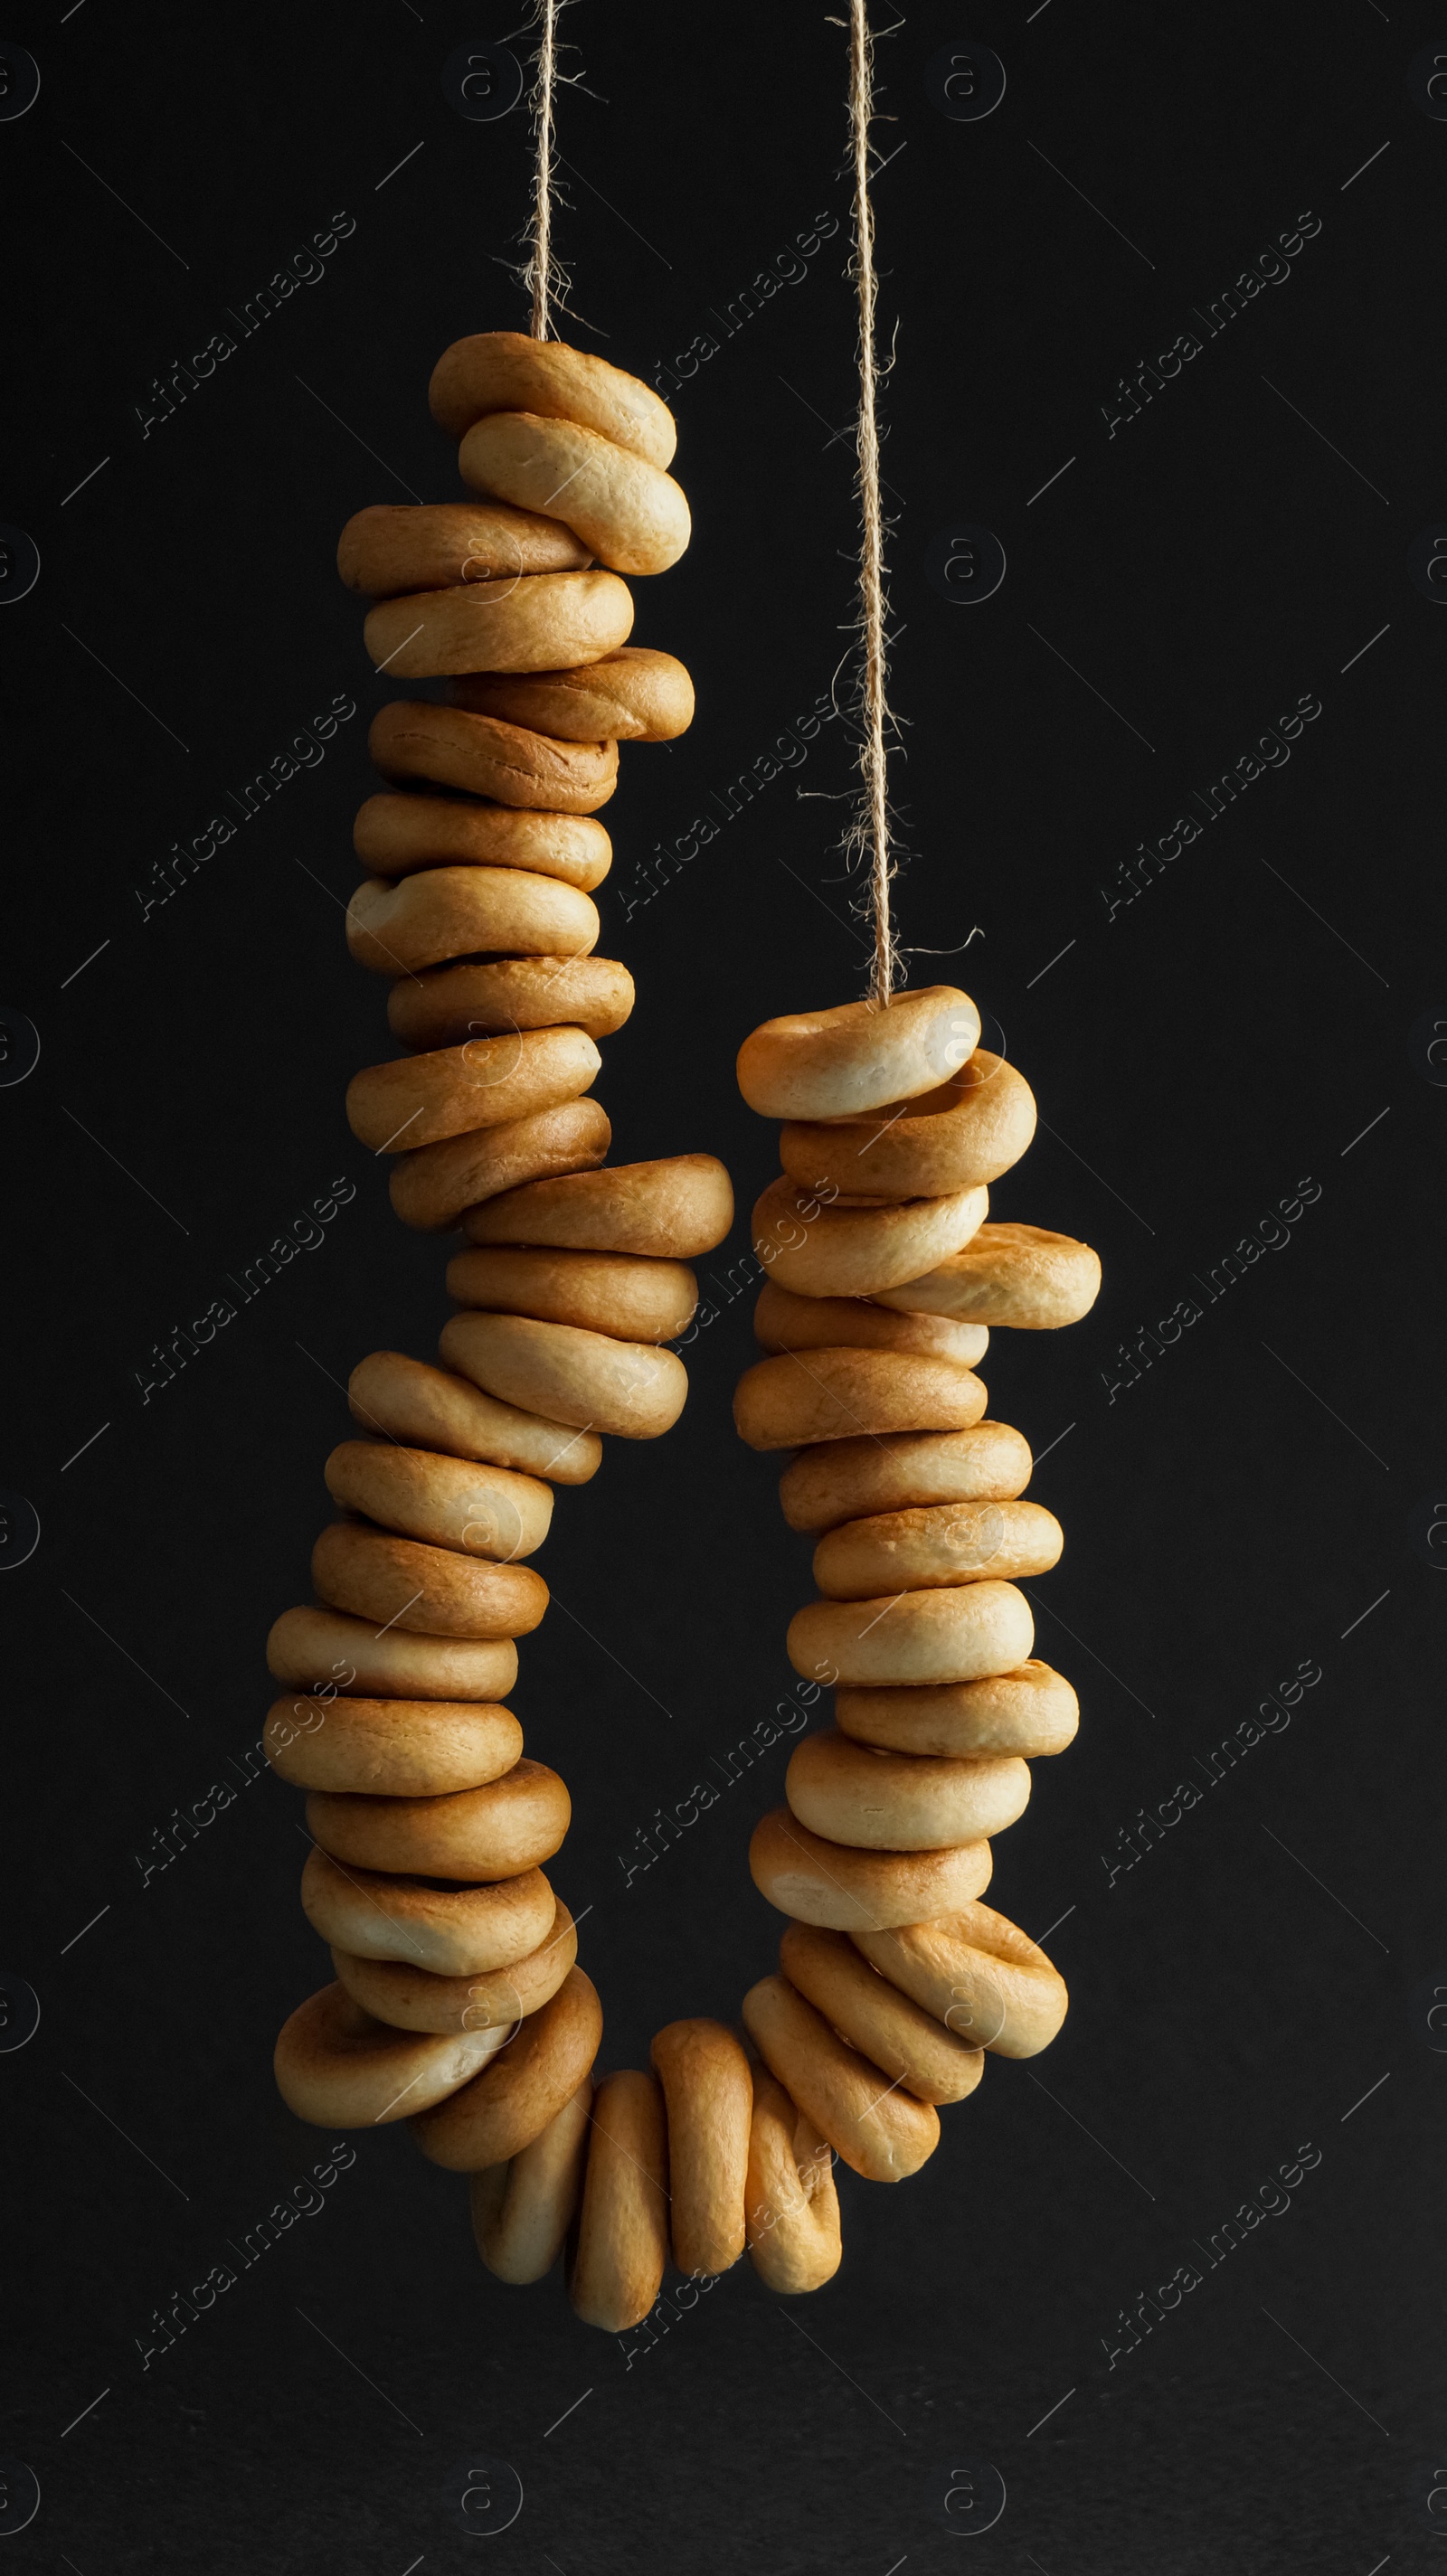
xmin=3 ymin=3 xmax=1443 ymax=2569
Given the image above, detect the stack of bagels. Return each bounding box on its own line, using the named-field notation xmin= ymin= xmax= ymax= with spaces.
xmin=267 ymin=329 xmax=1100 ymax=2337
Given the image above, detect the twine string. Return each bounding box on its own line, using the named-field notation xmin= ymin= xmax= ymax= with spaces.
xmin=527 ymin=0 xmax=560 ymax=338
xmin=847 ymin=0 xmax=898 ymax=1008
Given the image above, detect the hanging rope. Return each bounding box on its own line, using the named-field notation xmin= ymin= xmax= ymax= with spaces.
xmin=526 ymin=0 xmax=561 ymax=338
xmin=846 ymin=0 xmax=899 ymax=1008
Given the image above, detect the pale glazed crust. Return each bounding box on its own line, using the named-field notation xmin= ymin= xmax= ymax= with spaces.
xmin=752 ymin=1281 xmax=988 ymax=1369
xmin=462 ymin=1153 xmax=734 ymax=1258
xmin=346 ymin=866 xmax=600 ymax=975
xmin=778 ymin=1421 xmax=1032 ymax=1533
xmin=307 ymin=1759 xmax=570 ymax=1882
xmin=370 ymin=701 xmax=619 ymax=813
xmin=460 ymin=411 xmax=690 ymax=577
xmin=812 ymin=1496 xmax=1063 ymax=1599
xmin=264 ymin=1693 xmax=523 ymax=1796
xmin=451 ymin=647 xmax=694 ymax=743
xmin=835 ymin=1661 xmax=1080 ymax=1760
xmin=338 ymin=500 xmax=591 ymax=596
xmin=736 ymin=986 xmax=980 ymax=1120
xmin=748 ymin=1806 xmax=991 ymax=1931
xmin=785 ymin=1729 xmax=1031 ymax=1852
xmin=742 ymin=1973 xmax=940 ymax=2182
xmin=779 ymin=1924 xmax=984 ymax=2108
xmin=364 ymin=571 xmax=634 ymax=682
xmin=752 ymin=1174 xmax=988 ymax=1299
xmin=440 ymin=1310 xmax=688 ymax=1439
xmin=411 ymin=1966 xmax=604 ymax=2169
xmin=446 ymin=1245 xmax=698 ymax=1344
xmin=787 ymin=1579 xmax=1032 ymax=1688
xmin=274 ymin=1981 xmax=507 ymax=2127
xmin=744 ymin=2064 xmax=842 ymax=2294
xmin=852 ymin=1901 xmax=1069 ymax=2060
xmin=430 ymin=331 xmax=677 ymax=467
xmin=733 ymin=1348 xmax=988 ymax=1452
xmin=347 ymin=1349 xmax=602 ymax=1486
xmin=569 ymin=2069 xmax=671 ymax=2330
xmin=391 ymin=1098 xmax=611 ymax=1234
xmin=470 ymin=2077 xmax=594 ymax=2282
xmin=346 ymin=1025 xmax=601 ymax=1155
xmin=875 ymin=1222 xmax=1102 ymax=1329
xmin=299 ymin=1847 xmax=554 ymax=1975
xmin=649 ymin=2018 xmax=752 ymax=2278
xmin=323 ymin=1439 xmax=553 ymax=1562
xmin=389 ymin=956 xmax=634 ymax=1052
xmin=780 ymin=1052 xmax=1037 ymax=1199
xmin=267 ymin=1602 xmax=519 ymax=1702
xmin=355 ymin=793 xmax=611 ymax=891
xmin=310 ymin=1520 xmax=548 ymax=1639
xmin=331 ymin=1898 xmax=576 ymax=2034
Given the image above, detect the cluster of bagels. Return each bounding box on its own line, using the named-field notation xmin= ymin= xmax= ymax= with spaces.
xmin=268 ymin=332 xmax=1100 ymax=2335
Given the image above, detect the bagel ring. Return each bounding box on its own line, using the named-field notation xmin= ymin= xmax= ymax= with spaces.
xmin=742 ymin=1973 xmax=939 ymax=2183
xmin=853 ymin=1901 xmax=1069 ymax=2060
xmin=354 ymin=793 xmax=611 ymax=890
xmin=446 ymin=1245 xmax=699 ymax=1344
xmin=369 ymin=700 xmax=619 ymax=813
xmin=389 ymin=1098 xmax=612 ymax=1235
xmin=736 ymin=986 xmax=980 ymax=1120
xmin=324 ymin=1440 xmax=553 ymax=1563
xmin=733 ymin=1348 xmax=988 ymax=1452
xmin=264 ymin=1693 xmax=523 ymax=1797
xmin=787 ymin=1579 xmax=1033 ymax=1689
xmin=346 ymin=866 xmax=600 ymax=976
xmin=459 ymin=411 xmax=690 ymax=577
xmin=744 ymin=2064 xmax=842 ymax=2295
xmin=747 ymin=1805 xmax=991 ymax=1931
xmin=777 ymin=1421 xmax=1032 ymax=1533
xmin=778 ymin=1924 xmax=984 ymax=2108
xmin=470 ymin=2076 xmax=595 ymax=2284
xmin=461 ymin=1153 xmax=734 ymax=1259
xmin=440 ymin=1310 xmax=689 ymax=1439
xmin=299 ymin=1847 xmax=555 ymax=1976
xmin=430 ymin=330 xmax=676 ymax=467
xmin=338 ymin=498 xmax=591 ymax=597
xmin=306 ymin=1758 xmax=570 ymax=1882
xmin=364 ymin=569 xmax=633 ymax=681
xmin=752 ymin=1175 xmax=988 ymax=1299
xmin=273 ymin=1981 xmax=509 ymax=2127
xmin=567 ymin=2068 xmax=671 ymax=2330
xmin=835 ymin=1660 xmax=1080 ymax=1759
xmin=780 ymin=1051 xmax=1037 ymax=1199
xmin=310 ymin=1521 xmax=548 ymax=1639
xmin=346 ymin=1349 xmax=602 ymax=1486
xmin=266 ymin=1603 xmax=520 ymax=1703
xmin=752 ymin=1280 xmax=988 ymax=1369
xmin=785 ymin=1728 xmax=1031 ymax=1851
xmin=450 ymin=646 xmax=694 ymax=744
xmin=345 ymin=1025 xmax=601 ymax=1156
xmin=410 ymin=1965 xmax=603 ymax=2170
xmin=388 ymin=956 xmax=634 ymax=1053
xmin=650 ymin=2018 xmax=752 ymax=2279
xmin=811 ymin=1496 xmax=1063 ymax=1599
xmin=875 ymin=1222 xmax=1102 ymax=1329
xmin=330 ymin=1897 xmax=577 ymax=2034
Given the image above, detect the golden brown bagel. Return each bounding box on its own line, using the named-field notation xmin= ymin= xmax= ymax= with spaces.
xmin=752 ymin=1174 xmax=988 ymax=1299
xmin=274 ymin=1983 xmax=509 ymax=2127
xmin=323 ymin=1440 xmax=553 ymax=1562
xmin=733 ymin=1348 xmax=988 ymax=1452
xmin=875 ymin=1222 xmax=1102 ymax=1329
xmin=737 ymin=987 xmax=979 ymax=1119
xmin=649 ymin=2019 xmax=752 ymax=2279
xmin=338 ymin=498 xmax=591 ymax=595
xmin=390 ymin=1096 xmax=611 ymax=1234
xmin=569 ymin=2069 xmax=671 ymax=2330
xmin=264 ymin=1693 xmax=522 ymax=1797
xmin=747 ymin=1806 xmax=991 ymax=1930
xmin=299 ymin=1848 xmax=554 ymax=1976
xmin=779 ymin=1924 xmax=985 ymax=2107
xmin=752 ymin=1280 xmax=988 ymax=1369
xmin=470 ymin=2077 xmax=594 ymax=2283
xmin=853 ymin=1901 xmax=1069 ymax=2059
xmin=785 ymin=1728 xmax=1031 ymax=1851
xmin=459 ymin=411 xmax=690 ymax=576
xmin=446 ymin=1246 xmax=697 ymax=1343
xmin=347 ymin=1350 xmax=602 ymax=1486
xmin=778 ymin=1421 xmax=1032 ymax=1533
xmin=744 ymin=2065 xmax=842 ymax=2294
xmin=742 ymin=1974 xmax=940 ymax=2182
xmin=461 ymin=1153 xmax=734 ymax=1258
xmin=310 ymin=1521 xmax=548 ymax=1639
xmin=346 ymin=1026 xmax=600 ymax=1155
xmin=370 ymin=700 xmax=619 ymax=813
xmin=450 ymin=646 xmax=693 ymax=742
xmin=346 ymin=867 xmax=599 ymax=976
xmin=306 ymin=1759 xmax=569 ymax=1882
xmin=786 ymin=1579 xmax=1032 ymax=1688
xmin=812 ymin=1496 xmax=1063 ymax=1599
xmin=331 ymin=1900 xmax=576 ymax=2034
xmin=780 ymin=1052 xmax=1037 ymax=1199
xmin=354 ymin=793 xmax=611 ymax=891
xmin=364 ymin=570 xmax=633 ymax=680
xmin=388 ymin=956 xmax=634 ymax=1052
xmin=267 ymin=1602 xmax=519 ymax=1702
xmin=440 ymin=1310 xmax=688 ymax=1439
xmin=835 ymin=1661 xmax=1080 ymax=1759
xmin=430 ymin=330 xmax=677 ymax=467
xmin=411 ymin=1966 xmax=603 ymax=2169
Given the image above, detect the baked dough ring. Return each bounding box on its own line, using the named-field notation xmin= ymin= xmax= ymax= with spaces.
xmin=778 ymin=1422 xmax=1032 ymax=1533
xmin=779 ymin=1924 xmax=984 ymax=2108
xmin=812 ymin=1497 xmax=1063 ymax=1599
xmin=338 ymin=499 xmax=592 ymax=595
xmin=310 ymin=1521 xmax=548 ymax=1639
xmin=332 ymin=1899 xmax=576 ymax=2033
xmin=446 ymin=1246 xmax=698 ymax=1344
xmin=650 ymin=2018 xmax=752 ymax=2278
xmin=753 ymin=1281 xmax=988 ymax=1369
xmin=748 ymin=1806 xmax=991 ymax=1930
xmin=299 ymin=1847 xmax=554 ymax=1975
xmin=461 ymin=1153 xmax=734 ymax=1258
xmin=785 ymin=1729 xmax=1031 ymax=1850
xmin=787 ymin=1580 xmax=1032 ymax=1688
xmin=324 ymin=1441 xmax=553 ymax=1562
xmin=389 ymin=956 xmax=634 ymax=1052
xmin=733 ymin=1349 xmax=988 ymax=1452
xmin=346 ymin=1026 xmax=600 ymax=1155
xmin=744 ymin=2064 xmax=842 ymax=2294
xmin=835 ymin=1662 xmax=1080 ymax=1760
xmin=569 ymin=2069 xmax=671 ymax=2330
xmin=780 ymin=1052 xmax=1037 ymax=1199
xmin=451 ymin=647 xmax=694 ymax=743
xmin=274 ymin=1982 xmax=508 ymax=2127
xmin=459 ymin=411 xmax=690 ymax=577
xmin=737 ymin=987 xmax=980 ymax=1119
xmin=370 ymin=701 xmax=619 ymax=813
xmin=430 ymin=331 xmax=676 ymax=467
xmin=752 ymin=1175 xmax=988 ymax=1299
xmin=267 ymin=1603 xmax=519 ymax=1703
xmin=355 ymin=793 xmax=611 ymax=891
xmin=306 ymin=1759 xmax=569 ymax=1881
xmin=440 ymin=1311 xmax=688 ymax=1439
xmin=875 ymin=1223 xmax=1102 ymax=1329
xmin=347 ymin=1350 xmax=602 ymax=1486
xmin=470 ymin=2075 xmax=594 ymax=2283
xmin=853 ymin=1901 xmax=1069 ymax=2059
xmin=346 ymin=867 xmax=600 ymax=975
xmin=264 ymin=1693 xmax=523 ymax=1796
xmin=411 ymin=1966 xmax=603 ymax=2169
xmin=742 ymin=1974 xmax=940 ymax=2182
xmin=390 ymin=1097 xmax=611 ymax=1234
xmin=364 ymin=571 xmax=633 ymax=681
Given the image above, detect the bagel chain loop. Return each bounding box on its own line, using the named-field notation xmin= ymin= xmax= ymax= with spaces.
xmin=848 ymin=0 xmax=898 ymax=1009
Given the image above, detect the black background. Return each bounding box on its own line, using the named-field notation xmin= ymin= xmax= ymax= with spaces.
xmin=3 ymin=2 xmax=1444 ymax=2568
